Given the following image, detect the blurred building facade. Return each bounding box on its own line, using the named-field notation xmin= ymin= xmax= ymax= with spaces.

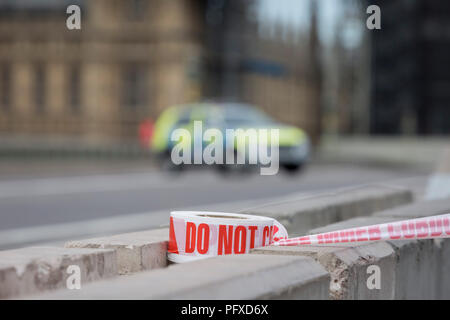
xmin=370 ymin=0 xmax=450 ymax=135
xmin=321 ymin=0 xmax=450 ymax=137
xmin=320 ymin=0 xmax=371 ymax=136
xmin=0 ymin=0 xmax=321 ymax=144
xmin=0 ymin=0 xmax=204 ymax=142
xmin=204 ymin=0 xmax=321 ymax=142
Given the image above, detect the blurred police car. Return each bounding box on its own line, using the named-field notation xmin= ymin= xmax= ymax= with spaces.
xmin=150 ymin=102 xmax=310 ymax=173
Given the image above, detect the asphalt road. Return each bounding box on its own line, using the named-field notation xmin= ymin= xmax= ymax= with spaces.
xmin=0 ymin=159 xmax=428 ymax=249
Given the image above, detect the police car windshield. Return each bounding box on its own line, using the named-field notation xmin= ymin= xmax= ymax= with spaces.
xmin=223 ymin=105 xmax=274 ymax=127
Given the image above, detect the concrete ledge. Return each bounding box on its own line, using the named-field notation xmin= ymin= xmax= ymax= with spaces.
xmin=308 ymin=216 xmax=402 ymax=235
xmin=317 ymin=136 xmax=447 ymax=170
xmin=25 ymin=254 xmax=330 ymax=300
xmin=308 ymin=215 xmax=449 ymax=299
xmin=426 ymin=147 xmax=450 ymax=200
xmin=370 ymin=199 xmax=450 ymax=299
xmin=375 ymin=176 xmax=429 ymax=201
xmin=252 ymin=241 xmax=396 ymax=299
xmin=5 ymin=184 xmax=440 ymax=300
xmin=0 ymin=246 xmax=117 ymax=299
xmin=244 ymin=184 xmax=412 ymax=235
xmin=65 ymin=228 xmax=168 ymax=275
xmin=373 ymin=197 xmax=450 ymax=219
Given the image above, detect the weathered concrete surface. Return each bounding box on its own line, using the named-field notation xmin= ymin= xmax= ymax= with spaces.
xmin=65 ymin=228 xmax=168 ymax=275
xmin=426 ymin=147 xmax=450 ymax=200
xmin=5 ymin=181 xmax=445 ymax=300
xmin=370 ymin=199 xmax=450 ymax=299
xmin=244 ymin=185 xmax=412 ymax=235
xmin=376 ymin=176 xmax=429 ymax=201
xmin=0 ymin=246 xmax=117 ymax=299
xmin=25 ymin=254 xmax=330 ymax=300
xmin=373 ymin=197 xmax=450 ymax=219
xmin=308 ymin=216 xmax=402 ymax=235
xmin=438 ymin=238 xmax=450 ymax=299
xmin=309 ymin=215 xmax=449 ymax=299
xmin=252 ymin=241 xmax=396 ymax=300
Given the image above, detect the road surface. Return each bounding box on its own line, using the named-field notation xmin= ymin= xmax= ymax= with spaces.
xmin=0 ymin=159 xmax=428 ymax=249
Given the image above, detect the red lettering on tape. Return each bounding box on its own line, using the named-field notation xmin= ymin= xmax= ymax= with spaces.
xmin=262 ymin=226 xmax=270 ymax=246
xmin=323 ymin=232 xmax=334 ymax=244
xmin=185 ymin=222 xmax=196 ymax=253
xmin=369 ymin=226 xmax=381 ymax=241
xmin=444 ymin=218 xmax=450 ymax=235
xmin=430 ymin=218 xmax=443 ymax=237
xmin=298 ymin=236 xmax=311 ymax=245
xmin=218 ymin=225 xmax=233 ymax=255
xmin=197 ymin=223 xmax=210 ymax=254
xmin=234 ymin=226 xmax=247 ymax=254
xmin=415 ymin=221 xmax=428 ymax=238
xmin=317 ymin=234 xmax=324 ymax=244
xmin=248 ymin=226 xmax=257 ymax=249
xmin=388 ymin=223 xmax=402 ymax=240
xmin=402 ymin=222 xmax=415 ymax=239
xmin=340 ymin=230 xmax=356 ymax=242
xmin=356 ymin=228 xmax=368 ymax=242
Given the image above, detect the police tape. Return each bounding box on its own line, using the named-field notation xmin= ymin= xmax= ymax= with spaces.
xmin=167 ymin=211 xmax=288 ymax=263
xmin=167 ymin=211 xmax=450 ymax=263
xmin=274 ymin=213 xmax=450 ymax=246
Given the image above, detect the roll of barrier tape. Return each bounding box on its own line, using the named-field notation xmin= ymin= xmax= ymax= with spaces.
xmin=167 ymin=211 xmax=288 ymax=263
xmin=168 ymin=211 xmax=450 ymax=263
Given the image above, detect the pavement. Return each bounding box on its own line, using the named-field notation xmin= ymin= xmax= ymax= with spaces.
xmin=0 ymin=158 xmax=429 ymax=250
xmin=318 ymin=135 xmax=449 ymax=169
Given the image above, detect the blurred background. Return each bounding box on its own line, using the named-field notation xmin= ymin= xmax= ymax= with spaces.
xmin=0 ymin=0 xmax=449 ymax=249
xmin=0 ymin=0 xmax=449 ymax=151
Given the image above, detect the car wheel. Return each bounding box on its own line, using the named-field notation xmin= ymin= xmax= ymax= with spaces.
xmin=160 ymin=151 xmax=184 ymax=173
xmin=283 ymin=163 xmax=303 ymax=173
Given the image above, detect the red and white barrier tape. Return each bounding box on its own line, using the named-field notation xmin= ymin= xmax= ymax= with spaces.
xmin=168 ymin=211 xmax=287 ymax=263
xmin=167 ymin=211 xmax=450 ymax=263
xmin=274 ymin=213 xmax=450 ymax=246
